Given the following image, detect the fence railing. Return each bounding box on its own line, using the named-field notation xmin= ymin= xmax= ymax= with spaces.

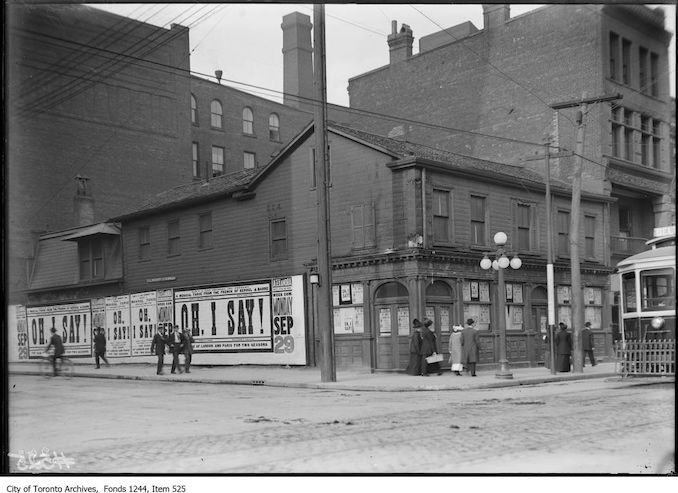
xmin=615 ymin=340 xmax=676 ymax=376
xmin=610 ymin=235 xmax=649 ymax=256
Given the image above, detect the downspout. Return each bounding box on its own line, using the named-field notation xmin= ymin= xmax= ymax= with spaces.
xmin=421 ymin=168 xmax=427 ymax=247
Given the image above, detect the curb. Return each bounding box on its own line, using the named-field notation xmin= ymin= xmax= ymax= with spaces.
xmin=9 ymin=368 xmax=633 ymax=392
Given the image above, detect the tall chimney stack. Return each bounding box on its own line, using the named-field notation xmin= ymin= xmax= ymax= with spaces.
xmin=73 ymin=175 xmax=94 ymax=227
xmin=281 ymin=12 xmax=314 ymax=112
xmin=388 ymin=21 xmax=414 ymax=65
xmin=483 ymin=4 xmax=510 ymax=30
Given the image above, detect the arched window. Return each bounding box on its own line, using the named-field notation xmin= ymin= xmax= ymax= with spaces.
xmin=190 ymin=94 xmax=198 ymax=124
xmin=242 ymin=107 xmax=254 ymax=134
xmin=269 ymin=113 xmax=280 ymax=141
xmin=375 ymin=281 xmax=409 ymax=300
xmin=211 ymin=100 xmax=223 ymax=129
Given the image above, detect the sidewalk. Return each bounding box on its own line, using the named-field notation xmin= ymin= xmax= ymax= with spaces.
xmin=10 ymin=360 xmax=667 ymax=391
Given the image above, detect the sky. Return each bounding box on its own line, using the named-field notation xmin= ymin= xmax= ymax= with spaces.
xmin=87 ymin=3 xmax=676 ymax=107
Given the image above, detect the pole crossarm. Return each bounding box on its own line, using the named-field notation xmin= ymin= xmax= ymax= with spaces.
xmin=550 ymin=93 xmax=622 ymax=110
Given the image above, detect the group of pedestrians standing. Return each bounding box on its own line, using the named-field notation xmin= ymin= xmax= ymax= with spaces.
xmin=151 ymin=325 xmax=195 ymax=375
xmin=406 ymin=317 xmax=479 ymax=377
xmin=551 ymin=321 xmax=597 ymax=372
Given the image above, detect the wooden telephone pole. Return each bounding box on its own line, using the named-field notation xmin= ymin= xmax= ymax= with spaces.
xmin=550 ymin=92 xmax=621 ymax=373
xmin=313 ymin=4 xmax=336 ymax=382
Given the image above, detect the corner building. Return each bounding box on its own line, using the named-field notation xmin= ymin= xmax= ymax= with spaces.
xmin=112 ymin=123 xmax=613 ymax=370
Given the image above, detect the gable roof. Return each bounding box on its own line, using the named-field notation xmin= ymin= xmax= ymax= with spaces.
xmin=113 ymin=121 xmax=602 ymax=221
xmin=112 ymin=168 xmax=258 ymax=221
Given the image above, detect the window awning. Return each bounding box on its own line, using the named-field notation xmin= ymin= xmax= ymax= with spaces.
xmin=62 ymin=223 xmax=121 ymax=241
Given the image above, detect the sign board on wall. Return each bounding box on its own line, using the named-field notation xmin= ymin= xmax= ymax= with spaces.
xmin=27 ymin=302 xmax=92 ymax=358
xmin=19 ymin=276 xmax=306 ymax=365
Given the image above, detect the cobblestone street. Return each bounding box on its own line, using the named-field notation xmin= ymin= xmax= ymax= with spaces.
xmin=7 ymin=375 xmax=675 ymax=474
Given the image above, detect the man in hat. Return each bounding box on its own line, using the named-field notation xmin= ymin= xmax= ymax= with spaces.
xmin=461 ymin=319 xmax=479 ymax=376
xmin=582 ymin=321 xmax=596 ymax=367
xmin=45 ymin=327 xmax=65 ymax=376
xmin=150 ymin=326 xmax=167 ymax=375
xmin=168 ymin=325 xmax=185 ymax=374
xmin=93 ymin=327 xmax=110 ymax=369
xmin=555 ymin=323 xmax=573 ymax=372
xmin=182 ymin=328 xmax=195 ymax=373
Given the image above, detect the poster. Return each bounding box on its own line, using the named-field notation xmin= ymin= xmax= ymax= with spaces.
xmin=462 ymin=282 xmax=471 ymax=301
xmin=156 ymin=289 xmax=174 ymax=335
xmin=105 ymin=295 xmax=132 ymax=357
xmin=131 ymin=291 xmax=158 ymax=356
xmin=513 ymin=284 xmax=523 ymax=304
xmin=27 ymin=301 xmax=93 ymax=358
xmin=440 ymin=306 xmax=450 ymax=332
xmin=379 ymin=308 xmax=391 ymax=334
xmin=479 ymin=282 xmax=490 ymax=302
xmin=352 ymin=284 xmax=364 ymax=304
xmin=397 ymin=307 xmax=410 ymax=335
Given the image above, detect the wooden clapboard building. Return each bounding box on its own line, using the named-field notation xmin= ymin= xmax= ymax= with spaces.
xmin=107 ymin=122 xmax=614 ymax=370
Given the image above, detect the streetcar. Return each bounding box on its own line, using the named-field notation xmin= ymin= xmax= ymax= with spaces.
xmin=615 ymin=228 xmax=675 ymax=375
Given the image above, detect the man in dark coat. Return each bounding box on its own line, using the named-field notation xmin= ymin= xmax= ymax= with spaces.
xmin=405 ymin=319 xmax=423 ymax=375
xmin=93 ymin=327 xmax=110 ymax=369
xmin=581 ymin=321 xmax=596 ymax=367
xmin=419 ymin=318 xmax=441 ymax=376
xmin=168 ymin=325 xmax=185 ymax=374
xmin=460 ymin=319 xmax=479 ymax=376
xmin=150 ymin=327 xmax=167 ymax=375
xmin=45 ymin=327 xmax=65 ymax=376
xmin=182 ymin=328 xmax=195 ymax=373
xmin=555 ymin=323 xmax=573 ymax=372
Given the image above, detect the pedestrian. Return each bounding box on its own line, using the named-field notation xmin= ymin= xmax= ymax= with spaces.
xmin=405 ymin=319 xmax=423 ymax=375
xmin=419 ymin=318 xmax=442 ymax=376
xmin=182 ymin=328 xmax=195 ymax=373
xmin=555 ymin=322 xmax=573 ymax=372
xmin=168 ymin=325 xmax=185 ymax=374
xmin=150 ymin=326 xmax=167 ymax=375
xmin=45 ymin=327 xmax=65 ymax=377
xmin=448 ymin=324 xmax=464 ymax=375
xmin=461 ymin=318 xmax=479 ymax=376
xmin=93 ymin=326 xmax=110 ymax=369
xmin=582 ymin=321 xmax=597 ymax=367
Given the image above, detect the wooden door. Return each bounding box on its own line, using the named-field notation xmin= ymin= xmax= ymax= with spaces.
xmin=375 ymin=304 xmax=410 ymax=370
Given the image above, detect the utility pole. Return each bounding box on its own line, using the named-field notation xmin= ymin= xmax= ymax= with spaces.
xmin=551 ymin=92 xmax=621 ymax=373
xmin=525 ymin=140 xmax=573 ymax=374
xmin=313 ymin=4 xmax=336 ymax=382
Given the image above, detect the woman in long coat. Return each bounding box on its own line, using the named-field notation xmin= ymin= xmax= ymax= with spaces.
xmin=419 ymin=318 xmax=441 ymax=376
xmin=405 ymin=319 xmax=423 ymax=375
xmin=460 ymin=319 xmax=479 ymax=376
xmin=555 ymin=323 xmax=573 ymax=372
xmin=448 ymin=325 xmax=464 ymax=375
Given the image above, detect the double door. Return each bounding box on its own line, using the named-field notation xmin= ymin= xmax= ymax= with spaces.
xmin=375 ymin=304 xmax=410 ymax=370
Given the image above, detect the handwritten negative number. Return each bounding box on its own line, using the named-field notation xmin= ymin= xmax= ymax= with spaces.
xmin=274 ymin=335 xmax=294 ymax=354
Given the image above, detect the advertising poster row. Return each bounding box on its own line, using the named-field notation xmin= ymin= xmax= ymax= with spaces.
xmin=12 ymin=276 xmax=307 ymax=366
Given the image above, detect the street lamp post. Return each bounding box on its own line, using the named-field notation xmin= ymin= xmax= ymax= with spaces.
xmin=480 ymin=232 xmax=522 ymax=380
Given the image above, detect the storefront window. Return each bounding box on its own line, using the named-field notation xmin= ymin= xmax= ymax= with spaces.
xmin=584 ymin=287 xmax=604 ymax=328
xmin=505 ymin=283 xmax=524 ymax=330
xmin=557 ymin=285 xmax=572 ymax=327
xmin=332 ymin=283 xmax=365 ymax=334
xmin=462 ymin=280 xmax=491 ymax=330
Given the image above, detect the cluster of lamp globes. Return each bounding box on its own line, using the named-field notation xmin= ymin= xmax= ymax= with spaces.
xmin=479 ymin=232 xmax=523 ymax=271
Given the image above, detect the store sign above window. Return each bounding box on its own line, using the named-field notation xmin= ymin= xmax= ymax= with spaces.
xmin=146 ymin=277 xmax=176 ymax=283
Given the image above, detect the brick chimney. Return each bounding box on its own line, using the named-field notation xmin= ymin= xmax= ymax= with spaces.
xmin=73 ymin=175 xmax=94 ymax=227
xmin=281 ymin=12 xmax=314 ymax=112
xmin=388 ymin=21 xmax=414 ymax=65
xmin=483 ymin=4 xmax=510 ymax=30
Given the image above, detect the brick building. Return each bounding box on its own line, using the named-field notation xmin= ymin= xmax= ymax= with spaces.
xmin=346 ymin=4 xmax=675 ymax=261
xmin=7 ymin=5 xmax=312 ymax=305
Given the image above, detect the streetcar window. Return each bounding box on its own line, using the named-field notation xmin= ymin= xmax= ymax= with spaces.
xmin=622 ymin=272 xmax=636 ymax=312
xmin=641 ymin=268 xmax=675 ymax=311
